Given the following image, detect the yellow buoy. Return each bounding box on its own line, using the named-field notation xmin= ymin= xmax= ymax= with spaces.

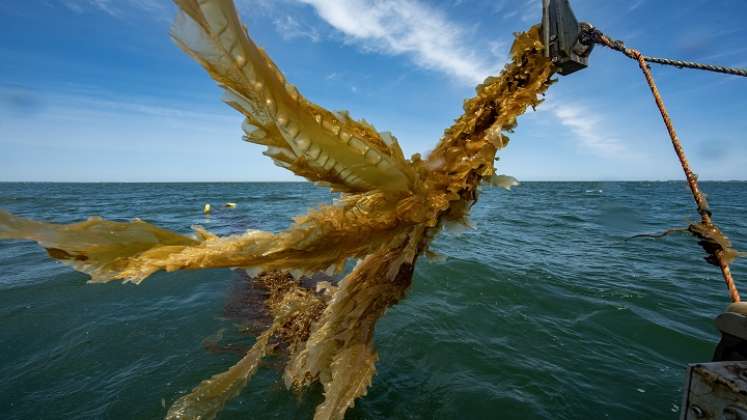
xmin=203 ymin=203 xmax=212 ymax=214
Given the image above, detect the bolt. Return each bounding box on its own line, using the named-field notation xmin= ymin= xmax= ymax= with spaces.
xmin=691 ymin=404 xmax=705 ymax=418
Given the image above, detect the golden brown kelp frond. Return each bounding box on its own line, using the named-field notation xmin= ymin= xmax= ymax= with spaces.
xmin=0 ymin=14 xmax=560 ymax=420
xmin=421 ymin=26 xmax=555 ymax=219
xmin=434 ymin=26 xmax=554 ymax=159
xmin=0 ymin=190 xmax=427 ymax=286
xmin=171 ymin=0 xmax=415 ymax=193
xmin=0 ymin=189 xmax=422 ymax=283
xmin=256 ymin=271 xmax=327 ymax=355
xmin=166 ymin=279 xmax=324 ymax=420
xmin=0 ymin=210 xmax=200 ymax=282
xmin=112 ymin=190 xmax=419 ymax=282
xmin=314 ymin=344 xmax=378 ymax=420
xmin=166 ymin=326 xmax=272 ymax=420
xmin=278 ymin=29 xmax=553 ymax=419
xmin=283 ymin=227 xmax=425 ymax=420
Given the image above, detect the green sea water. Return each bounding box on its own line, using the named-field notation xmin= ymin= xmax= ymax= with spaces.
xmin=1 ymin=181 xmax=745 ymax=419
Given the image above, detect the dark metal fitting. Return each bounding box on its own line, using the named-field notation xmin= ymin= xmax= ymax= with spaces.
xmin=541 ymin=0 xmax=594 ymax=75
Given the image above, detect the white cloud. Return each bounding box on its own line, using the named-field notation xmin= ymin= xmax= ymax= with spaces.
xmin=0 ymin=85 xmax=295 ymax=183
xmin=61 ymin=0 xmax=120 ymax=16
xmin=60 ymin=0 xmax=167 ymax=17
xmin=0 ymin=85 xmax=230 ymax=125
xmin=488 ymin=40 xmax=508 ymax=59
xmin=62 ymin=0 xmax=505 ymax=85
xmin=519 ymin=0 xmax=541 ymax=23
xmin=295 ymin=0 xmax=502 ymax=85
xmin=628 ymin=0 xmax=645 ymax=12
xmin=273 ymin=15 xmax=321 ymax=42
xmin=547 ymin=103 xmax=631 ymax=158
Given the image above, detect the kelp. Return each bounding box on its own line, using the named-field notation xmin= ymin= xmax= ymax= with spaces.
xmin=0 ymin=1 xmax=556 ymax=418
xmin=166 ymin=272 xmax=325 ymax=420
xmin=0 ymin=210 xmax=201 ymax=282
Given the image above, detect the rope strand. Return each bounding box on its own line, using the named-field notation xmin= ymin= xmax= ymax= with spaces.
xmin=577 ymin=24 xmax=747 ymax=78
xmin=643 ymin=56 xmax=747 ymax=78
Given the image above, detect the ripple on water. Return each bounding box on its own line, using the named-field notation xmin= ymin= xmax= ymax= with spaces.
xmin=0 ymin=182 xmax=744 ymax=419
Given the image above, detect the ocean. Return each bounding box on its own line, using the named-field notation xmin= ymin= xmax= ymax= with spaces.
xmin=1 ymin=181 xmax=745 ymax=419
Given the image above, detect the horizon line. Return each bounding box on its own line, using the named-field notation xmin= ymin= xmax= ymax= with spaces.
xmin=1 ymin=180 xmax=747 ymax=184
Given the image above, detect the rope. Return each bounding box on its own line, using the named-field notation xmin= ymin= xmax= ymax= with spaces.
xmin=642 ymin=56 xmax=747 ymax=78
xmin=582 ymin=25 xmax=742 ymax=303
xmin=577 ymin=24 xmax=747 ymax=78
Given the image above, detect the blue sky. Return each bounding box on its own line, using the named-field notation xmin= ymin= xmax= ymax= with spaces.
xmin=0 ymin=0 xmax=745 ymax=182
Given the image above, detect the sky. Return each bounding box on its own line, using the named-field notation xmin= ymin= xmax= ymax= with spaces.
xmin=0 ymin=0 xmax=745 ymax=182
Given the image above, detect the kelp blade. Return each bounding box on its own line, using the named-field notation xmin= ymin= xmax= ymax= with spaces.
xmin=165 ymin=329 xmax=272 ymax=420
xmin=0 ymin=210 xmax=200 ymax=283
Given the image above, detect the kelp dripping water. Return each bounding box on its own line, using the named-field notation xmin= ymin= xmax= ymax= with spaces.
xmin=0 ymin=0 xmax=555 ymax=418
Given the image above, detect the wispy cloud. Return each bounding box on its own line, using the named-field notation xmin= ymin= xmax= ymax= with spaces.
xmin=62 ymin=0 xmax=505 ymax=85
xmin=628 ymin=0 xmax=646 ymax=12
xmin=295 ymin=0 xmax=502 ymax=85
xmin=518 ymin=0 xmax=541 ymax=23
xmin=0 ymin=85 xmax=231 ymax=126
xmin=546 ymin=102 xmax=631 ymax=158
xmin=60 ymin=0 xmax=168 ymax=18
xmin=273 ymin=15 xmax=321 ymax=42
xmin=61 ymin=0 xmax=119 ymax=16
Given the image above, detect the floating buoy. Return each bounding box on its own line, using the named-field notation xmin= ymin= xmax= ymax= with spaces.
xmin=203 ymin=203 xmax=212 ymax=214
xmin=225 ymin=202 xmax=237 ymax=208
xmin=489 ymin=174 xmax=520 ymax=190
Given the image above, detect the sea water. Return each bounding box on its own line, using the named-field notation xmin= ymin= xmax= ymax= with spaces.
xmin=1 ymin=181 xmax=745 ymax=419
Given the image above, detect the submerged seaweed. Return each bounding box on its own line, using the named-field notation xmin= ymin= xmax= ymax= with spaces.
xmin=0 ymin=0 xmax=556 ymax=418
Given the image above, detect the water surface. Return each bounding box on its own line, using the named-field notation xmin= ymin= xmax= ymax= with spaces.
xmin=1 ymin=182 xmax=745 ymax=419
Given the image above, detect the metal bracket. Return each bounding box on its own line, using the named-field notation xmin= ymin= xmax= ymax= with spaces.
xmin=680 ymin=362 xmax=747 ymax=420
xmin=541 ymin=0 xmax=594 ymax=75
